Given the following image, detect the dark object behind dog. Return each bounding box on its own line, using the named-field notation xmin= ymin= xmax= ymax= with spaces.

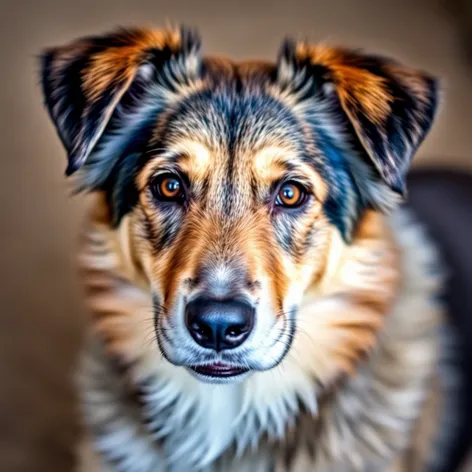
xmin=407 ymin=168 xmax=472 ymax=471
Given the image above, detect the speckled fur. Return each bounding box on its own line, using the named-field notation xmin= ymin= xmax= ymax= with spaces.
xmin=74 ymin=203 xmax=446 ymax=472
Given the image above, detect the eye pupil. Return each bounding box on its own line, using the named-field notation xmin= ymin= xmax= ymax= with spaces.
xmin=282 ymin=186 xmax=295 ymax=200
xmin=151 ymin=174 xmax=185 ymax=203
xmin=277 ymin=182 xmax=305 ymax=208
xmin=164 ymin=178 xmax=180 ymax=195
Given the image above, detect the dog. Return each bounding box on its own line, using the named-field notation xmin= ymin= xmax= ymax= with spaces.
xmin=39 ymin=26 xmax=467 ymax=471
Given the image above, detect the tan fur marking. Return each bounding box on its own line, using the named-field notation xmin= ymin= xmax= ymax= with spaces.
xmin=295 ymin=44 xmax=393 ymax=125
xmin=83 ymin=29 xmax=181 ymax=102
xmin=298 ymin=211 xmax=401 ymax=383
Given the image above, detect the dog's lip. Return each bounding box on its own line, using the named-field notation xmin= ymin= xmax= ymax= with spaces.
xmin=190 ymin=362 xmax=249 ymax=378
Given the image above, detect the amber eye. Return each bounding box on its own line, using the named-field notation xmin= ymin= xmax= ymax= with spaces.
xmin=275 ymin=181 xmax=307 ymax=208
xmin=151 ymin=174 xmax=185 ymax=203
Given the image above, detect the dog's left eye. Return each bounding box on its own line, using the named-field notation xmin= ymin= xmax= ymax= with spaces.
xmin=275 ymin=181 xmax=307 ymax=208
xmin=150 ymin=174 xmax=186 ymax=203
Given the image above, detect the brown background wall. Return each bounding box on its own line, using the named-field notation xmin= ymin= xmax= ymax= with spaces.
xmin=0 ymin=0 xmax=471 ymax=470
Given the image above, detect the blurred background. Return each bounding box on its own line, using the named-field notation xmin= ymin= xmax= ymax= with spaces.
xmin=0 ymin=0 xmax=471 ymax=470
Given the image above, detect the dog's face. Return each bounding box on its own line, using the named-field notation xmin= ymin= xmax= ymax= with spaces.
xmin=134 ymin=85 xmax=332 ymax=381
xmin=41 ymin=28 xmax=438 ymax=384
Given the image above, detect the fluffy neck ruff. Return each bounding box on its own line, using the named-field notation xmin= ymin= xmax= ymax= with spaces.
xmin=78 ymin=194 xmax=442 ymax=470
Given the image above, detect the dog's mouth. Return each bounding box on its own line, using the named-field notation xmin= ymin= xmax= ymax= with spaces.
xmin=190 ymin=362 xmax=249 ymax=378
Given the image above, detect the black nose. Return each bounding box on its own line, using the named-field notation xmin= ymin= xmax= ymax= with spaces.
xmin=185 ymin=297 xmax=255 ymax=351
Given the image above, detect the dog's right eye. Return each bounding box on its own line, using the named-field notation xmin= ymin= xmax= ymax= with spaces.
xmin=150 ymin=174 xmax=186 ymax=204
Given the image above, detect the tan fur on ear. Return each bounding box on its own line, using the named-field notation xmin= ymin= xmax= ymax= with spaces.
xmin=83 ymin=29 xmax=182 ymax=101
xmin=295 ymin=44 xmax=393 ymax=126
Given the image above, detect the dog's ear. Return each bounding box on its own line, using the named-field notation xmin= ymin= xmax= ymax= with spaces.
xmin=40 ymin=27 xmax=201 ymax=186
xmin=277 ymin=41 xmax=439 ymax=208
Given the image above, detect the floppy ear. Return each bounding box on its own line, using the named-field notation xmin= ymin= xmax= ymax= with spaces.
xmin=40 ymin=27 xmax=201 ymax=186
xmin=277 ymin=41 xmax=439 ymax=205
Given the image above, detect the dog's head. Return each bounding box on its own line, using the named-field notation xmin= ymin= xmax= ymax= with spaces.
xmin=41 ymin=27 xmax=438 ymax=384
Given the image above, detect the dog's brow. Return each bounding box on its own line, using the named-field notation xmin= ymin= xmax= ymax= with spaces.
xmin=171 ymin=140 xmax=212 ymax=177
xmin=137 ymin=142 xmax=212 ymax=190
xmin=253 ymin=147 xmax=303 ymax=180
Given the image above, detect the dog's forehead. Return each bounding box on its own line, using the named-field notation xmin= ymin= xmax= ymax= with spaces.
xmin=157 ymin=77 xmax=307 ymax=172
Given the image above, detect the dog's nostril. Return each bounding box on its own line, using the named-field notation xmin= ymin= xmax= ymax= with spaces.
xmin=192 ymin=322 xmax=212 ymax=340
xmin=225 ymin=325 xmax=246 ymax=338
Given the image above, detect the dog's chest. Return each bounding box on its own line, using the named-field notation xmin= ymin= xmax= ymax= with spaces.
xmin=77 ymin=210 xmax=445 ymax=472
xmin=79 ymin=342 xmax=288 ymax=471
